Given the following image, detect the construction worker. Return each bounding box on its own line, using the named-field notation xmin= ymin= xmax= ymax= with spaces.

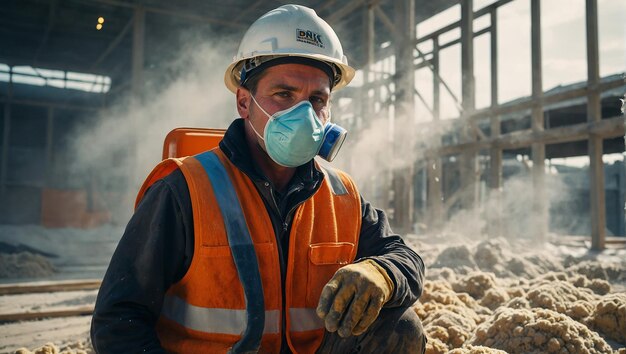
xmin=91 ymin=4 xmax=426 ymax=354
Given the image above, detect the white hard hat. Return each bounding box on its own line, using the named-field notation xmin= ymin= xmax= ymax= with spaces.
xmin=224 ymin=4 xmax=355 ymax=93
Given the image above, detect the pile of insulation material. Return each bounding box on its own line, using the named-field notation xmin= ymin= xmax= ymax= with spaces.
xmin=414 ymin=237 xmax=626 ymax=354
xmin=13 ymin=237 xmax=626 ymax=354
xmin=15 ymin=341 xmax=92 ymax=354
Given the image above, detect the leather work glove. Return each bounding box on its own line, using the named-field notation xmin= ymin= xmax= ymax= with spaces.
xmin=316 ymin=259 xmax=394 ymax=338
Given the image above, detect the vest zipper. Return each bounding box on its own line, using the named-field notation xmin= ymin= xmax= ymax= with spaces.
xmin=261 ymin=179 xmax=321 ymax=353
xmin=264 ymin=184 xmax=289 ymax=353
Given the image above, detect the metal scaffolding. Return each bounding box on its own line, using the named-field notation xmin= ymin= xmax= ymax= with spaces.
xmin=335 ymin=0 xmax=624 ymax=249
xmin=0 ymin=0 xmax=623 ymax=246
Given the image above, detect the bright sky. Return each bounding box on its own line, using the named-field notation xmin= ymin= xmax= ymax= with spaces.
xmin=410 ymin=0 xmax=626 ymax=120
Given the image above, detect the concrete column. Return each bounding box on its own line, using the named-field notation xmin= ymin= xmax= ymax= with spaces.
xmin=0 ymin=103 xmax=10 ymax=195
xmin=130 ymin=5 xmax=145 ymax=185
xmin=531 ymin=0 xmax=547 ymax=242
xmin=586 ymin=0 xmax=606 ymax=250
xmin=391 ymin=0 xmax=416 ymax=233
xmin=488 ymin=7 xmax=503 ymax=238
xmin=362 ymin=4 xmax=375 ymax=130
xmin=45 ymin=107 xmax=54 ymax=185
xmin=460 ymin=0 xmax=478 ymax=211
xmin=429 ymin=38 xmax=444 ymax=229
xmin=432 ymin=37 xmax=440 ymax=122
xmin=132 ymin=6 xmax=145 ymax=101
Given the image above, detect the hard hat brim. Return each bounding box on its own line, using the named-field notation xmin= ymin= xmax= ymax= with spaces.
xmin=224 ymin=53 xmax=355 ymax=93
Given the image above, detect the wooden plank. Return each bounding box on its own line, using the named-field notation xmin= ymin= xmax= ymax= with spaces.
xmin=0 ymin=316 xmax=91 ymax=351
xmin=432 ymin=115 xmax=624 ymax=156
xmin=0 ymin=279 xmax=101 ymax=295
xmin=0 ymin=306 xmax=94 ymax=322
xmin=326 ymin=0 xmax=366 ymax=24
xmin=470 ymin=77 xmax=624 ymax=120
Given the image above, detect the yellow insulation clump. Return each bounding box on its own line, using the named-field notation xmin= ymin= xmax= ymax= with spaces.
xmin=15 ymin=342 xmax=91 ymax=354
xmin=471 ymin=307 xmax=614 ymax=353
xmin=590 ymin=293 xmax=626 ymax=344
xmin=418 ymin=239 xmax=626 ymax=354
xmin=448 ymin=345 xmax=508 ymax=354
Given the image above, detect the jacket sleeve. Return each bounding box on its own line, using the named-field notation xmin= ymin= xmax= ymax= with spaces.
xmin=355 ymin=196 xmax=424 ymax=308
xmin=91 ymin=170 xmax=193 ymax=353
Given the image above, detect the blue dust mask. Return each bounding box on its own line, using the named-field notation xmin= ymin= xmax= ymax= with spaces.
xmin=249 ymin=95 xmax=325 ymax=167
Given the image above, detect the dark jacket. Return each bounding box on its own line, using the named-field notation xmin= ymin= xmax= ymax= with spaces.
xmin=91 ymin=118 xmax=424 ymax=353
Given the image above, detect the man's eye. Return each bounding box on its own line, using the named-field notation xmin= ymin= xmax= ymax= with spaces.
xmin=276 ymin=91 xmax=291 ymax=98
xmin=310 ymin=96 xmax=326 ymax=104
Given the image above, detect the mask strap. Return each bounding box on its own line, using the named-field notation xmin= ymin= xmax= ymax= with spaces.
xmin=247 ymin=94 xmax=271 ymax=142
xmin=247 ymin=119 xmax=265 ymax=142
xmin=250 ymin=95 xmax=273 ymax=120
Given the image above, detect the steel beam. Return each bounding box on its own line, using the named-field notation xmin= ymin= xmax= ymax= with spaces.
xmin=327 ymin=0 xmax=367 ymax=24
xmin=45 ymin=107 xmax=54 ymax=184
xmin=91 ymin=16 xmax=133 ymax=71
xmin=33 ymin=0 xmax=58 ymax=64
xmin=82 ymin=0 xmax=246 ymax=28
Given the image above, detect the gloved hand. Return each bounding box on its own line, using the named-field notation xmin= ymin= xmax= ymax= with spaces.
xmin=316 ymin=259 xmax=394 ymax=338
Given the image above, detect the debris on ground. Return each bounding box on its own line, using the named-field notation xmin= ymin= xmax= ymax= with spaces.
xmin=14 ymin=340 xmax=92 ymax=354
xmin=414 ymin=236 xmax=626 ymax=353
xmin=0 ymin=252 xmax=57 ymax=278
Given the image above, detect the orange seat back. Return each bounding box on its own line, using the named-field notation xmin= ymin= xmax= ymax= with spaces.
xmin=162 ymin=127 xmax=226 ymax=159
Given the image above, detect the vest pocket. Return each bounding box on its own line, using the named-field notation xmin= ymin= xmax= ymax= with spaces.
xmin=196 ymin=245 xmax=244 ymax=307
xmin=306 ymin=242 xmax=355 ymax=305
xmin=195 ymin=243 xmax=279 ymax=310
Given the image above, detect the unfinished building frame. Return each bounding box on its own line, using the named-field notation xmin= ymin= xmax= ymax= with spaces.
xmin=332 ymin=0 xmax=624 ymax=249
xmin=0 ymin=0 xmax=623 ymax=248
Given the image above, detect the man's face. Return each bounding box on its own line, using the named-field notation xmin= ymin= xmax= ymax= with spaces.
xmin=237 ymin=63 xmax=332 ymax=138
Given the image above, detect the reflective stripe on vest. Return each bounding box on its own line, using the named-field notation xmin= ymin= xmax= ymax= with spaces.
xmin=144 ymin=150 xmax=361 ymax=353
xmin=160 ymin=296 xmax=323 ymax=336
xmin=194 ymin=151 xmax=265 ymax=353
xmin=161 ymin=295 xmax=280 ymax=335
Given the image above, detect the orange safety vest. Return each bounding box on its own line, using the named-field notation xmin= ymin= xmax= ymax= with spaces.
xmin=135 ymin=148 xmax=362 ymax=354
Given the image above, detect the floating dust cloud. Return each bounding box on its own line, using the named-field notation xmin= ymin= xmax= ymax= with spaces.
xmin=412 ymin=236 xmax=626 ymax=354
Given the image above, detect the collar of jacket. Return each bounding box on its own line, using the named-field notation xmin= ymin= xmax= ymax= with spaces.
xmin=218 ymin=118 xmax=323 ymax=193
